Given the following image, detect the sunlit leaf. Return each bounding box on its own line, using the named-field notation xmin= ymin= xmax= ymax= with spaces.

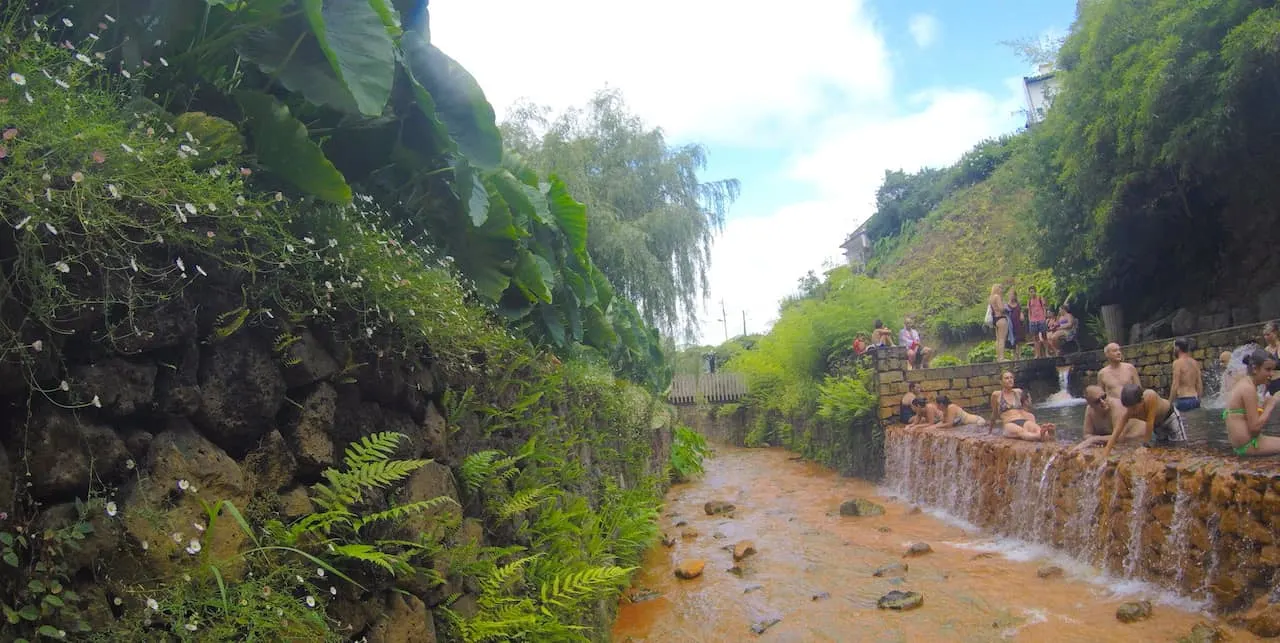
xmin=301 ymin=0 xmax=396 ymax=116
xmin=402 ymin=36 xmax=503 ymax=169
xmin=235 ymin=91 xmax=352 ymax=203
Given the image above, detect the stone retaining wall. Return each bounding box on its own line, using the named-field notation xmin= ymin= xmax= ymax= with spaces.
xmin=885 ymin=425 xmax=1280 ymax=614
xmin=872 ymin=322 xmax=1269 ymax=424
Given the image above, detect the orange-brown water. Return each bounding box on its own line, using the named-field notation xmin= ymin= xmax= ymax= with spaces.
xmin=613 ymin=445 xmax=1256 ymax=642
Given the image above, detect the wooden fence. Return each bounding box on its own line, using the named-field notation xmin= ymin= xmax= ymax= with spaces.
xmin=666 ymin=373 xmax=749 ymax=405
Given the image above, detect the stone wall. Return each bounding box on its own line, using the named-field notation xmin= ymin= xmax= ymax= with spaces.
xmin=872 ymin=322 xmax=1269 ymax=424
xmin=885 ymin=425 xmax=1280 ymax=615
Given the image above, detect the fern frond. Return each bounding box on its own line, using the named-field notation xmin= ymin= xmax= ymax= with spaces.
xmin=346 ymin=458 xmax=430 ymax=491
xmin=496 ymin=486 xmax=556 ymax=520
xmin=483 ymin=554 xmax=541 ymax=596
xmin=353 ymin=496 xmax=459 ymax=531
xmin=288 ymin=509 xmax=355 ymax=538
xmin=344 ymin=431 xmax=407 ymax=469
xmin=538 ymin=566 xmax=634 ymax=611
xmin=460 ymin=450 xmax=503 ymax=493
xmin=329 ymin=543 xmax=408 ymax=574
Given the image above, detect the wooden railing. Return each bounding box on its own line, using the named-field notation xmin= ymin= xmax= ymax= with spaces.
xmin=666 ymin=373 xmax=749 ymax=405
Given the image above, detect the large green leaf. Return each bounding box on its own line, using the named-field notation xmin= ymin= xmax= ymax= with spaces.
xmin=301 ymin=0 xmax=396 ymax=116
xmin=235 ymin=91 xmax=352 ymax=203
xmin=402 ymin=37 xmax=503 ymax=169
xmin=453 ymin=159 xmax=491 ymax=226
xmin=172 ymin=112 xmax=243 ymax=168
xmin=539 ymin=304 xmax=567 ymax=347
xmin=493 ymin=170 xmax=552 ymax=226
xmin=584 ymin=306 xmax=616 ymax=347
xmin=590 ymin=265 xmax=614 ymax=312
xmin=547 ymin=176 xmax=589 ymax=260
xmin=512 ymin=249 xmax=554 ymax=303
xmin=237 ymin=26 xmax=360 ymax=114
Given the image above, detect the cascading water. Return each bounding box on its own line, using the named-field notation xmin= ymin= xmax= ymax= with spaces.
xmin=1122 ymin=470 xmax=1149 ymax=578
xmin=1041 ymin=365 xmax=1084 ymax=407
xmin=1168 ymin=474 xmax=1193 ymax=588
xmin=1203 ymin=343 xmax=1259 ymax=408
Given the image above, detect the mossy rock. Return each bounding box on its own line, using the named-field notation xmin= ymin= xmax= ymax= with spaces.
xmin=839 ymin=498 xmax=885 ymax=517
xmin=877 ymin=590 xmax=923 ymax=610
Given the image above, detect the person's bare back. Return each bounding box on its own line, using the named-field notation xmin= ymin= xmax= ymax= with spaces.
xmin=1171 ymin=355 xmax=1202 ymax=399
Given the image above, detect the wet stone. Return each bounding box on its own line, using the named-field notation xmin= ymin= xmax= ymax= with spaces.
xmin=680 ymin=527 xmax=699 ymax=540
xmin=1116 ymin=600 xmax=1153 ymax=623
xmin=904 ymin=542 xmax=933 ymax=557
xmin=713 ymin=532 xmax=726 ymax=539
xmin=733 ymin=540 xmax=757 ymax=561
xmin=877 ymin=526 xmax=892 ymax=533
xmin=627 ymin=588 xmax=662 ymax=603
xmin=674 ymin=560 xmax=705 ymax=580
xmin=704 ymin=500 xmax=736 ymax=515
xmin=727 ymin=565 xmax=745 ymax=577
xmin=839 ymin=498 xmax=886 ymax=517
xmin=811 ymin=591 xmax=830 ymax=601
xmin=675 ymin=520 xmax=688 ymax=527
xmin=1037 ymin=565 xmax=1064 ymax=579
xmin=1178 ymin=622 xmax=1225 ymax=643
xmin=661 ymin=534 xmax=676 ymax=548
xmin=750 ymin=617 xmax=781 ymax=635
xmin=743 ymin=584 xmax=763 ymax=594
xmin=908 ymin=506 xmax=923 ymax=515
xmin=877 ymin=590 xmax=924 ymax=611
xmin=873 ymin=562 xmax=909 ymax=578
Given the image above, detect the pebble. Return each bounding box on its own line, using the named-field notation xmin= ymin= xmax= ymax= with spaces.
xmin=751 ymin=617 xmax=781 ymax=635
xmin=904 ymin=542 xmax=933 ymax=557
xmin=1116 ymin=600 xmax=1153 ymax=623
xmin=877 ymin=590 xmax=924 ymax=610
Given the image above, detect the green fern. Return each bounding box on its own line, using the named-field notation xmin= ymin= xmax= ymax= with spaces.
xmin=538 ymin=566 xmax=634 ymax=611
xmin=344 ymin=431 xmax=408 ymax=468
xmin=460 ymin=449 xmax=526 ymax=494
xmin=496 ymin=486 xmax=556 ymax=520
xmin=352 ymin=496 xmax=458 ymax=531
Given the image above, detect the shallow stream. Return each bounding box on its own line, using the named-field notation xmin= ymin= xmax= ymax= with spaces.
xmin=612 ymin=445 xmax=1256 ymax=642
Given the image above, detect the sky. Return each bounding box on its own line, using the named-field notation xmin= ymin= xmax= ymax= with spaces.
xmin=431 ymin=0 xmax=1077 ymax=345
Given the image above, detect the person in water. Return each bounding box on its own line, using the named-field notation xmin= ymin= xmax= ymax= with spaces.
xmin=1221 ymin=348 xmax=1280 ymax=456
xmin=989 ymin=371 xmax=1055 ymax=441
xmin=1097 ymin=343 xmax=1141 ymax=400
xmin=1101 ymin=384 xmax=1189 ymax=457
xmin=1264 ymin=321 xmax=1280 ymax=395
xmin=900 ymin=382 xmax=922 ymax=424
xmin=1170 ymin=338 xmax=1203 ymax=411
xmin=908 ymin=396 xmax=941 ymax=427
xmin=932 ymin=394 xmax=988 ymax=428
xmin=1071 ymin=385 xmax=1129 ymax=451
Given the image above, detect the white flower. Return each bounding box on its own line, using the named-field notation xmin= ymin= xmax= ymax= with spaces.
xmin=105 ymin=13 xmax=116 ymax=22
xmin=183 ymin=203 xmax=197 ymax=215
xmin=329 ymin=586 xmax=337 ymax=596
xmin=177 ymin=479 xmax=190 ymax=491
xmin=328 ymin=238 xmax=338 ymax=248
xmin=316 ymin=568 xmax=325 ymax=578
xmin=57 ymin=631 xmax=65 ymax=639
xmin=184 ymin=623 xmax=197 ymax=632
xmin=175 ymin=257 xmax=185 ymax=272
xmin=58 ymin=380 xmax=69 ymax=392
xmin=365 ymin=327 xmax=373 ymax=338
xmin=305 ymin=596 xmax=316 ymax=608
xmin=126 ymin=458 xmax=135 ymax=470
xmin=74 ymin=53 xmax=91 ymax=65
xmin=140 ymin=540 xmax=148 ymax=550
xmin=159 ymin=57 xmax=169 ymax=67
xmin=275 ymin=192 xmax=284 ymax=202
xmin=195 ymin=265 xmax=207 ymax=277
xmin=206 ymin=203 xmax=217 ymax=212
xmin=13 ymin=215 xmax=31 ymax=230
xmin=193 ymin=522 xmax=205 ymax=533
xmin=54 ymin=79 xmax=69 ymax=90
xmin=44 ymin=222 xmax=57 ymax=235
xmin=295 ymin=575 xmax=304 ymax=584
xmin=171 ymin=532 xmax=184 ymax=543
xmin=185 ymin=539 xmax=201 ymax=555
xmin=9 ymin=72 xmax=25 ymax=85
xmin=146 ymin=598 xmax=159 ymax=611
xmin=89 ymin=34 xmax=100 ymax=42
xmin=105 ymin=502 xmax=117 ymax=517
xmin=120 ymin=69 xmax=131 ymax=79
xmin=120 ymin=143 xmax=133 ymax=153
xmin=129 ymin=257 xmax=138 ymax=272
xmin=62 ymin=17 xmax=73 ymax=27
xmin=90 ymin=395 xmax=102 ymax=408
xmin=54 ymin=261 xmax=70 ymax=273
xmin=107 ymin=184 xmax=119 ymax=198
xmin=236 ymin=196 xmax=246 ymax=206
xmin=185 ymin=131 xmax=194 ymax=143
xmin=303 ymin=236 xmax=316 ymax=245
xmin=112 ymin=597 xmax=121 ymax=606
xmin=276 ymin=608 xmax=284 ymax=616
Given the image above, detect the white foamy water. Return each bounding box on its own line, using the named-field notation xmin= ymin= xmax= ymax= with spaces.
xmin=1203 ymin=343 xmax=1258 ymax=409
xmin=1040 ymin=365 xmax=1086 ymax=408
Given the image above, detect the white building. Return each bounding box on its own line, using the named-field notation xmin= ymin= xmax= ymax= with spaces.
xmin=1023 ymin=63 xmax=1061 ymax=127
xmin=840 ymin=221 xmax=871 ymax=272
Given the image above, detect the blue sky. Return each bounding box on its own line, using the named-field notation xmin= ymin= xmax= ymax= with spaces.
xmin=433 ymin=0 xmax=1076 ymax=344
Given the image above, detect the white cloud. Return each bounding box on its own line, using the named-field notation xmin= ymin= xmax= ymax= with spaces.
xmin=908 ymin=13 xmax=941 ymax=49
xmin=698 ymin=84 xmax=1026 ymax=344
xmin=429 ymin=0 xmax=891 ymax=146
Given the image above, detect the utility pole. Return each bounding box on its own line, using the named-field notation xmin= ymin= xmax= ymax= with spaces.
xmin=720 ymin=299 xmax=729 ymax=343
xmin=742 ymin=310 xmax=747 ymax=337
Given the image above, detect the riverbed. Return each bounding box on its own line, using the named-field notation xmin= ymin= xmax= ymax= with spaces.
xmin=612 ymin=445 xmax=1256 ymax=642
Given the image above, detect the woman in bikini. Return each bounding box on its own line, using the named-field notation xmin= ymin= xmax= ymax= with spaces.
xmin=1263 ymin=321 xmax=1280 ymax=395
xmin=934 ymin=394 xmax=988 ymax=428
xmin=1221 ymin=348 xmax=1280 ymax=456
xmin=989 ymin=371 xmax=1055 ymax=441
xmin=908 ymin=396 xmax=941 ymax=427
xmin=988 ymin=284 xmax=1009 ymax=361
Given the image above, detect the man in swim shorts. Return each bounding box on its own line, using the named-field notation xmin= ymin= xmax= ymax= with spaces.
xmin=1170 ymin=338 xmax=1203 ymax=411
xmin=1102 ymin=384 xmax=1189 ymax=456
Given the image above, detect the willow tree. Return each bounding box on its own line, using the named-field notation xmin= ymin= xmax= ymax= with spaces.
xmin=503 ymin=90 xmax=740 ymax=341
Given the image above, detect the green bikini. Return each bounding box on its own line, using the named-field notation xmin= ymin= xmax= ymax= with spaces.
xmin=1222 ymin=407 xmax=1260 ymax=455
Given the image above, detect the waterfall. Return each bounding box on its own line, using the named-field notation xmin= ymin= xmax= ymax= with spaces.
xmin=1203 ymin=343 xmax=1259 ymax=408
xmin=1042 ymin=365 xmax=1084 ymax=407
xmin=1169 ymin=474 xmax=1193 ymax=589
xmin=1031 ymin=453 xmax=1059 ymax=543
xmin=1122 ymin=470 xmax=1149 ymax=578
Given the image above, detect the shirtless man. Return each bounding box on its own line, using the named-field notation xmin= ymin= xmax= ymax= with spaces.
xmin=1101 ymin=384 xmax=1189 ymax=457
xmin=1097 ymin=343 xmax=1141 ymax=399
xmin=1170 ymin=338 xmax=1203 ymax=411
xmin=1070 ymin=385 xmax=1128 ymax=451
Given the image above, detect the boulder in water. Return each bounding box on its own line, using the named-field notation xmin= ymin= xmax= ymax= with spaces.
xmin=750 ymin=617 xmax=781 ymax=635
xmin=877 ymin=590 xmax=924 ymax=610
xmin=811 ymin=591 xmax=830 ymax=601
xmin=1178 ymin=621 xmax=1225 ymax=643
xmin=733 ymin=540 xmax=757 ymax=561
xmin=680 ymin=527 xmax=699 ymax=540
xmin=704 ymin=500 xmax=735 ymax=515
xmin=873 ymin=562 xmax=908 ymax=578
xmin=1245 ymin=602 xmax=1280 ymax=637
xmin=1036 ymin=565 xmax=1064 ymax=579
xmin=661 ymin=533 xmax=676 ymax=547
xmin=674 ymin=560 xmax=705 ymax=579
xmin=1116 ymin=600 xmax=1153 ymax=623
xmin=904 ymin=542 xmax=933 ymax=557
xmin=839 ymin=498 xmax=886 ymax=517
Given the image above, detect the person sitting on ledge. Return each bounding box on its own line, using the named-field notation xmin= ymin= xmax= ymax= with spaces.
xmin=933 ymin=394 xmax=988 ymax=428
xmin=1221 ymin=349 xmax=1280 ymax=456
xmin=1070 ymin=385 xmax=1128 ymax=452
xmin=872 ymin=319 xmax=895 ymax=348
xmin=900 ymin=382 xmax=922 ymax=425
xmin=989 ymin=371 xmax=1055 ymax=441
xmin=908 ymin=396 xmax=941 ymax=427
xmin=899 ymin=316 xmax=932 ymax=370
xmin=1171 ymin=338 xmax=1203 ymax=412
xmin=1101 ymin=384 xmax=1189 ymax=457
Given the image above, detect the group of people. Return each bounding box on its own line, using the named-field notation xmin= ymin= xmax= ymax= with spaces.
xmin=901 ymin=332 xmax=1280 ymax=457
xmin=987 ymin=284 xmax=1077 ymax=362
xmin=852 ymin=316 xmax=933 ymax=370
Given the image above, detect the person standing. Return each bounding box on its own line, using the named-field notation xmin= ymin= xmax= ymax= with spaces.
xmin=1263 ymin=321 xmax=1280 ymax=395
xmin=1027 ymin=286 xmax=1049 ymax=358
xmin=1097 ymin=342 xmax=1142 ymax=399
xmin=1006 ymin=288 xmax=1024 ymax=357
xmin=988 ymin=284 xmax=1009 ymax=362
xmin=1170 ymin=338 xmax=1203 ymax=411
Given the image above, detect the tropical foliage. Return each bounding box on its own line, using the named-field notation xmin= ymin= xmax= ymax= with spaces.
xmin=503 ymin=90 xmax=741 ymax=341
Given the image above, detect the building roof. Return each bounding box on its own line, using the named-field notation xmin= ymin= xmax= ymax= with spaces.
xmin=1023 ymin=70 xmax=1056 ymax=84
